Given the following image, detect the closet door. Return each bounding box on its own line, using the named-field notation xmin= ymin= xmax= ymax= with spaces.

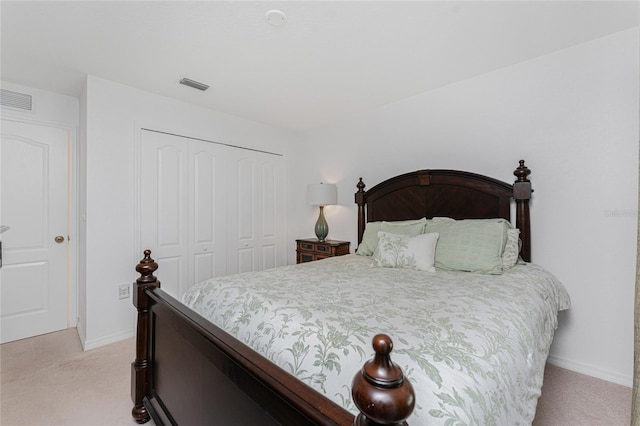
xmin=257 ymin=154 xmax=286 ymax=270
xmin=139 ymin=131 xmax=227 ymax=298
xmin=140 ymin=130 xmax=189 ymax=298
xmin=140 ymin=129 xmax=286 ymax=294
xmin=189 ymin=140 xmax=227 ymax=285
xmin=227 ymin=151 xmax=257 ymax=274
xmin=227 ymin=150 xmax=285 ymax=274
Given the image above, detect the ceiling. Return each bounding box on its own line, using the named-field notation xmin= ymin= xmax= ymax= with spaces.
xmin=1 ymin=1 xmax=638 ymax=131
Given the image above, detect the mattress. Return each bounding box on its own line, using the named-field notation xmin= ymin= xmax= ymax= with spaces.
xmin=181 ymin=254 xmax=570 ymax=425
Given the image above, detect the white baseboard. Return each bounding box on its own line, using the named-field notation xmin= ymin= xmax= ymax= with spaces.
xmin=547 ymin=354 xmax=632 ymax=388
xmin=76 ymin=319 xmax=87 ymax=349
xmin=79 ymin=327 xmax=135 ymax=351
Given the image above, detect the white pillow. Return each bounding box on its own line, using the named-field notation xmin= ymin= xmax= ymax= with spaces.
xmin=372 ymin=231 xmax=439 ymax=272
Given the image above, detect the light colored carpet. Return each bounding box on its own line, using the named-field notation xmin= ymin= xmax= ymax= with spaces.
xmin=1 ymin=328 xmax=143 ymax=426
xmin=534 ymin=363 xmax=631 ymax=426
xmin=0 ymin=328 xmax=632 ymax=425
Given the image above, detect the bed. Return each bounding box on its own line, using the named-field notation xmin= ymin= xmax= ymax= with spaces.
xmin=131 ymin=160 xmax=570 ymax=425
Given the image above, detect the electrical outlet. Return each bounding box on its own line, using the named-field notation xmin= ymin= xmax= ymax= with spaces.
xmin=118 ymin=283 xmax=130 ymax=300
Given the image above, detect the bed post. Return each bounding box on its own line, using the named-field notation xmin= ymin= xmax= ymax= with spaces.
xmin=131 ymin=250 xmax=160 ymax=424
xmin=513 ymin=160 xmax=532 ymax=262
xmin=352 ymin=334 xmax=415 ymax=426
xmin=355 ymin=177 xmax=366 ymax=245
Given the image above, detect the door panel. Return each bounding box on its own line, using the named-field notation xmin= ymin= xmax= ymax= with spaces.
xmin=259 ymin=157 xmax=283 ymax=270
xmin=140 ymin=131 xmax=189 ymax=298
xmin=262 ymin=245 xmax=276 ymax=270
xmin=227 ymin=151 xmax=285 ymax=274
xmin=157 ymin=145 xmax=186 ymax=249
xmin=140 ymin=131 xmax=227 ymax=299
xmin=1 ymin=119 xmax=69 ymax=343
xmin=229 ymin=155 xmax=257 ymax=274
xmin=189 ymin=141 xmax=226 ymax=288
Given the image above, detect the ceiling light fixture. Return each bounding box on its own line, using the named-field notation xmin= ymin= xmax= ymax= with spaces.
xmin=179 ymin=77 xmax=209 ymax=91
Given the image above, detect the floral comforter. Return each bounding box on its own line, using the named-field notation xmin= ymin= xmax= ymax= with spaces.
xmin=181 ymin=254 xmax=570 ymax=425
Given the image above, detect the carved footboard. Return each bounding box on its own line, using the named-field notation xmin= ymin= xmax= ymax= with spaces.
xmin=131 ymin=250 xmax=415 ymax=426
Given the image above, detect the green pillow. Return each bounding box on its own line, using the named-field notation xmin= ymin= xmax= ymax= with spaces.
xmin=502 ymin=228 xmax=521 ymax=269
xmin=381 ymin=220 xmax=427 ymax=236
xmin=356 ymin=218 xmax=427 ymax=256
xmin=425 ymin=218 xmax=511 ymax=274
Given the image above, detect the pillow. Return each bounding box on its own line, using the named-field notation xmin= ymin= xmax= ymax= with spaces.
xmin=432 ymin=217 xmax=456 ymax=222
xmin=502 ymin=228 xmax=521 ymax=269
xmin=356 ymin=218 xmax=427 ymax=256
xmin=371 ymin=231 xmax=439 ymax=272
xmin=425 ymin=218 xmax=511 ymax=274
xmin=381 ymin=220 xmax=427 ymax=236
xmin=356 ymin=222 xmax=383 ymax=256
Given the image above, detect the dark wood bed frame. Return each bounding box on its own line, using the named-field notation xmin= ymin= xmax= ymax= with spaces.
xmin=132 ymin=160 xmax=532 ymax=425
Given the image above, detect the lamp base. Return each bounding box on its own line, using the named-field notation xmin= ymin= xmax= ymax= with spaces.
xmin=314 ymin=206 xmax=329 ymax=242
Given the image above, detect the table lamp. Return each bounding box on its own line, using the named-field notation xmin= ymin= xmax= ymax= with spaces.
xmin=307 ymin=183 xmax=337 ymax=242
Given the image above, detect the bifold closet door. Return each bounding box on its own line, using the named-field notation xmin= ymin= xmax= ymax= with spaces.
xmin=188 ymin=140 xmax=227 ymax=285
xmin=226 ymin=150 xmax=285 ymax=274
xmin=139 ymin=130 xmax=226 ymax=298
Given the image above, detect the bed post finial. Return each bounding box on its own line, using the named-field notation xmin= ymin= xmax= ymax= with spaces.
xmin=514 ymin=159 xmax=531 ymax=183
xmin=136 ymin=249 xmax=158 ymax=283
xmin=351 ymin=334 xmax=415 ymax=426
xmin=513 ymin=160 xmax=532 ymax=262
xmin=131 ymin=250 xmax=161 ymax=424
xmin=356 ymin=178 xmax=366 ymax=245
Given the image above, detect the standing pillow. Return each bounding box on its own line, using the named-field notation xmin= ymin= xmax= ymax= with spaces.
xmin=425 ymin=219 xmax=510 ymax=274
xmin=502 ymin=228 xmax=521 ymax=269
xmin=371 ymin=231 xmax=439 ymax=272
xmin=356 ymin=222 xmax=383 ymax=256
xmin=356 ymin=218 xmax=427 ymax=256
xmin=380 ymin=220 xmax=427 ymax=236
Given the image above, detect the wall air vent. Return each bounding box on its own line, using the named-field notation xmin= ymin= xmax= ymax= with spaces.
xmin=1 ymin=89 xmax=33 ymax=111
xmin=179 ymin=78 xmax=209 ymax=91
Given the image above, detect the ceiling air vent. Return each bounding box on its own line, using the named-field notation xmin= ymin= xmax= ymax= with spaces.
xmin=1 ymin=89 xmax=33 ymax=111
xmin=179 ymin=78 xmax=209 ymax=91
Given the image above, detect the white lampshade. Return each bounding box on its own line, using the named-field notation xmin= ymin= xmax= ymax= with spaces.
xmin=307 ymin=183 xmax=337 ymax=206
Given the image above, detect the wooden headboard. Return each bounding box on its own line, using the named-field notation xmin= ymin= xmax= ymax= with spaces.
xmin=355 ymin=160 xmax=533 ymax=261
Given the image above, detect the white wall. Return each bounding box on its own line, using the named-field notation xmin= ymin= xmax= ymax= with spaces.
xmin=80 ymin=75 xmax=299 ymax=349
xmin=293 ymin=28 xmax=639 ymax=386
xmin=1 ymin=81 xmax=80 ymax=333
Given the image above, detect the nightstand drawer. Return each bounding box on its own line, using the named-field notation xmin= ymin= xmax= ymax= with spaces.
xmin=295 ymin=238 xmax=350 ymax=264
xmin=299 ymin=242 xmax=315 ymax=251
xmin=316 ymin=244 xmax=330 ymax=253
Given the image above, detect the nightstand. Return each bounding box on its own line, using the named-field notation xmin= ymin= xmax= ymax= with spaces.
xmin=296 ymin=238 xmax=350 ymax=264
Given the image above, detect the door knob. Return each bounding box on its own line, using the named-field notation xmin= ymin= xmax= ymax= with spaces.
xmin=54 ymin=235 xmax=65 ymax=244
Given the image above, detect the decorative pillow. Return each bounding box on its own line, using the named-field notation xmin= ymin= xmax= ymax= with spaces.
xmin=425 ymin=218 xmax=511 ymax=274
xmin=371 ymin=231 xmax=439 ymax=272
xmin=502 ymin=228 xmax=521 ymax=269
xmin=356 ymin=218 xmax=427 ymax=256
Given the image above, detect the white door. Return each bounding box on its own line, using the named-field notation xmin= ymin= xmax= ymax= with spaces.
xmin=140 ymin=130 xmax=189 ymax=298
xmin=1 ymin=119 xmax=69 ymax=343
xmin=257 ymin=154 xmax=286 ymax=270
xmin=227 ymin=151 xmax=285 ymax=274
xmin=227 ymin=152 xmax=258 ymax=274
xmin=188 ymin=140 xmax=227 ymax=285
xmin=139 ymin=130 xmax=227 ymax=298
